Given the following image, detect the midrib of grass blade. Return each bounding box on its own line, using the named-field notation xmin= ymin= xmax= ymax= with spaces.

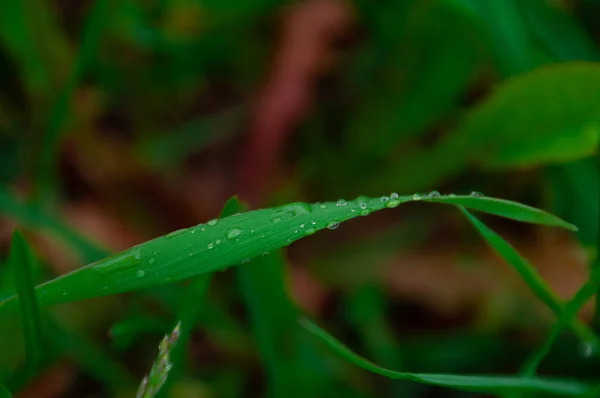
xmin=33 ymin=0 xmax=109 ymax=203
xmin=9 ymin=230 xmax=43 ymax=374
xmin=0 ymin=193 xmax=576 ymax=311
xmin=299 ymin=318 xmax=589 ymax=396
xmin=520 ymin=269 xmax=600 ymax=377
xmin=459 ymin=208 xmax=598 ymax=345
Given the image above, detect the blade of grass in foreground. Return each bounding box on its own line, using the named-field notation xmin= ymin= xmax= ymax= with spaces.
xmin=157 ymin=198 xmax=239 ymax=397
xmin=0 ymin=193 xmax=576 ymax=311
xmin=520 ymin=269 xmax=600 ymax=377
xmin=9 ymin=230 xmax=43 ymax=374
xmin=459 ymin=207 xmax=597 ymax=345
xmin=299 ymin=318 xmax=589 ymax=396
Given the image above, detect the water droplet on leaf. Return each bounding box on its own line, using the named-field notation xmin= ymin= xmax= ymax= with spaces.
xmin=470 ymin=191 xmax=484 ymax=198
xmin=226 ymin=228 xmax=243 ymax=240
xmin=428 ymin=190 xmax=441 ymax=198
xmin=207 ymin=219 xmax=218 ymax=226
xmin=327 ymin=221 xmax=340 ymax=230
xmin=412 ymin=193 xmax=422 ymax=201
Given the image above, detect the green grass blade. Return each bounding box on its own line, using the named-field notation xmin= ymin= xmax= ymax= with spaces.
xmin=47 ymin=318 xmax=135 ymax=389
xmin=458 ymin=207 xmax=597 ymax=344
xmin=0 ymin=187 xmax=109 ymax=262
xmin=422 ymin=194 xmax=577 ymax=231
xmin=521 ymin=270 xmax=600 ymax=377
xmin=158 ymin=198 xmax=239 ymax=397
xmin=0 ymin=194 xmax=576 ymax=311
xmin=233 ymin=197 xmax=302 ymax=397
xmin=136 ymin=322 xmax=181 ymax=398
xmin=9 ymin=230 xmax=43 ymax=373
xmin=299 ymin=318 xmax=589 ymax=396
xmin=0 ymin=384 xmax=11 ymax=398
xmin=34 ymin=0 xmax=109 ymax=202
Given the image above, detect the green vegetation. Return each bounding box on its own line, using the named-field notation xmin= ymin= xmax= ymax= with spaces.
xmin=0 ymin=0 xmax=598 ymax=397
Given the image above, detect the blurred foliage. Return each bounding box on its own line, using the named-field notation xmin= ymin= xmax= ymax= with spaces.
xmin=0 ymin=0 xmax=599 ymax=396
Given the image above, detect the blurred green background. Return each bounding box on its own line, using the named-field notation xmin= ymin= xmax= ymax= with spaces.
xmin=0 ymin=0 xmax=599 ymax=396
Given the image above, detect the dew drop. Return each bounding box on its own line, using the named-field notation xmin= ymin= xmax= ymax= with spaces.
xmin=262 ymin=251 xmax=270 ymax=256
xmin=201 ymin=227 xmax=206 ymax=232
xmin=305 ymin=228 xmax=316 ymax=236
xmin=320 ymin=204 xmax=327 ymax=209
xmin=327 ymin=221 xmax=340 ymax=230
xmin=271 ymin=217 xmax=282 ymax=224
xmin=294 ymin=229 xmax=299 ymax=234
xmin=449 ymin=193 xmax=457 ymax=198
xmin=470 ymin=191 xmax=484 ymax=198
xmin=412 ymin=193 xmax=422 ymax=201
xmin=242 ymin=259 xmax=251 ymax=265
xmin=149 ymin=258 xmax=155 ymax=265
xmin=207 ymin=219 xmax=218 ymax=226
xmin=136 ymin=270 xmax=145 ymax=277
xmin=386 ymin=200 xmax=401 ymax=209
xmin=300 ymin=224 xmax=305 ymax=229
xmin=250 ymin=229 xmax=255 ymax=234
xmin=190 ymin=229 xmax=195 ymax=234
xmin=311 ymin=220 xmax=317 ymax=226
xmin=207 ymin=242 xmax=214 ymax=249
xmin=226 ymin=228 xmax=243 ymax=240
xmin=390 ymin=192 xmax=399 ymax=200
xmin=215 ymin=239 xmax=221 ymax=245
xmin=336 ymin=199 xmax=347 ymax=207
xmin=579 ymin=341 xmax=597 ymax=358
xmin=428 ymin=190 xmax=441 ymax=198
xmin=359 ymin=202 xmax=368 ymax=210
xmin=380 ymin=196 xmax=389 ymax=203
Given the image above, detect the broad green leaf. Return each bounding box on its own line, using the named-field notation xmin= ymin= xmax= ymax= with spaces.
xmin=299 ymin=318 xmax=589 ymax=396
xmin=459 ymin=208 xmax=596 ymax=345
xmin=462 ymin=62 xmax=600 ymax=169
xmin=0 ymin=194 xmax=576 ymax=311
xmin=521 ymin=269 xmax=600 ymax=377
xmin=9 ymin=230 xmax=43 ymax=373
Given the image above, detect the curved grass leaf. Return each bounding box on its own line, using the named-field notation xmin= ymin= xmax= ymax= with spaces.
xmin=0 ymin=194 xmax=576 ymax=312
xmin=9 ymin=230 xmax=43 ymax=373
xmin=521 ymin=269 xmax=600 ymax=377
xmin=459 ymin=208 xmax=597 ymax=345
xmin=421 ymin=194 xmax=577 ymax=230
xmin=299 ymin=318 xmax=589 ymax=396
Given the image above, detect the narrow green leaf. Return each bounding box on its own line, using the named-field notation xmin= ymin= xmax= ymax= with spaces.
xmin=233 ymin=197 xmax=303 ymax=397
xmin=422 ymin=194 xmax=578 ymax=231
xmin=34 ymin=0 xmax=110 ymax=202
xmin=0 ymin=384 xmax=11 ymax=398
xmin=299 ymin=318 xmax=589 ymax=396
xmin=521 ymin=270 xmax=600 ymax=377
xmin=9 ymin=230 xmax=43 ymax=373
xmin=459 ymin=208 xmax=597 ymax=344
xmin=0 ymin=187 xmax=109 ymax=263
xmin=158 ymin=197 xmax=237 ymax=397
xmin=0 ymin=194 xmax=577 ymax=311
